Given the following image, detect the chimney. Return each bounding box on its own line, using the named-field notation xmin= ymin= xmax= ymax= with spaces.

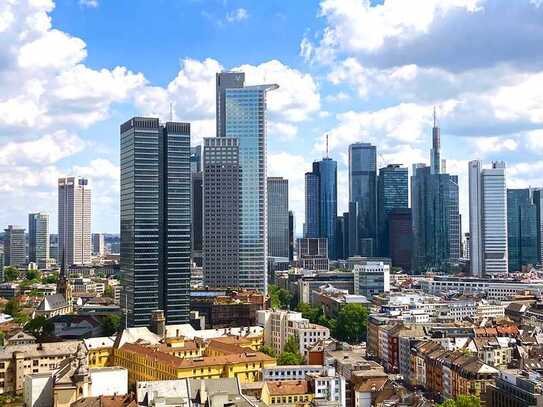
xmin=150 ymin=310 xmax=166 ymax=338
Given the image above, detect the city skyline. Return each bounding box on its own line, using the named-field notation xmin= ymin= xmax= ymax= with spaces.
xmin=2 ymin=1 xmax=543 ymax=236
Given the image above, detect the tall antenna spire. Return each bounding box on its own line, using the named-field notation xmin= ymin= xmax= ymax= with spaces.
xmin=325 ymin=134 xmax=329 ymax=159
xmin=433 ymin=106 xmax=436 ymax=128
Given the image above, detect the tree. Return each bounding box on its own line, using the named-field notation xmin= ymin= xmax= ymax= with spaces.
xmin=103 ymin=286 xmax=114 ymax=299
xmin=4 ymin=266 xmax=19 ymax=282
xmin=25 ymin=270 xmax=41 ymax=281
xmin=24 ymin=316 xmax=54 ymax=338
xmin=42 ymin=272 xmax=59 ymax=284
xmin=4 ymin=298 xmax=21 ymax=317
xmin=334 ymin=303 xmax=368 ymax=344
xmin=101 ymin=314 xmax=121 ymax=336
xmin=259 ymin=344 xmax=276 ymax=357
xmin=284 ymin=335 xmax=300 ymax=354
xmin=437 ymin=395 xmax=480 ymax=407
xmin=277 ymin=335 xmax=304 ymax=365
xmin=269 ymin=285 xmax=292 ymax=309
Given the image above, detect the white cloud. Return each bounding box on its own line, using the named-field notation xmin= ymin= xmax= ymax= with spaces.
xmin=472 ymin=137 xmax=519 ymax=155
xmin=79 ymin=0 xmax=98 ymax=8
xmin=225 ymin=8 xmax=249 ymax=23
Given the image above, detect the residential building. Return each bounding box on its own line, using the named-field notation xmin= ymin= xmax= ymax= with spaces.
xmin=0 ymin=338 xmax=80 ymax=394
xmin=257 ymin=310 xmax=330 ymax=356
xmin=353 ymin=261 xmax=390 ymax=299
xmin=349 ymin=143 xmax=377 ymax=257
xmin=58 ymin=176 xmax=92 ymax=266
xmin=305 ymin=158 xmax=338 ymax=259
xmin=216 ymin=72 xmax=278 ymax=293
xmin=261 ymin=380 xmax=314 ymax=406
xmin=263 ymin=365 xmax=334 ymax=381
xmin=507 ymin=189 xmax=538 ymax=272
xmin=487 ymin=369 xmax=543 ymax=407
xmin=296 ymin=238 xmax=329 ymax=272
xmin=387 ymin=208 xmax=413 ymax=271
xmin=203 ymin=137 xmax=240 ymax=288
xmin=3 ymin=225 xmax=26 ymax=268
xmin=91 ymin=233 xmax=105 ymax=257
xmin=469 ymin=160 xmax=508 ymax=276
xmin=84 ymin=337 xmax=115 ymax=368
xmin=120 ymin=117 xmax=191 ymax=327
xmin=377 ymin=164 xmax=408 ymax=257
xmin=268 ymin=177 xmax=289 ymax=259
xmin=28 ymin=213 xmax=49 ymax=268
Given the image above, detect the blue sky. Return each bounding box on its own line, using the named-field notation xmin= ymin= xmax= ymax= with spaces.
xmin=1 ymin=0 xmax=543 ymax=234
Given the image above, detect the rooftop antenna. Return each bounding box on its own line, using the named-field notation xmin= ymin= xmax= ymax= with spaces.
xmin=169 ymin=103 xmax=173 ymax=122
xmin=325 ymin=134 xmax=329 ymax=159
xmin=433 ymin=106 xmax=437 ymax=127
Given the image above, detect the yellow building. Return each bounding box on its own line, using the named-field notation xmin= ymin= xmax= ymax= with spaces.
xmin=84 ymin=337 xmax=115 ymax=368
xmin=112 ymin=342 xmax=276 ymax=385
xmin=261 ymin=380 xmax=314 ymax=406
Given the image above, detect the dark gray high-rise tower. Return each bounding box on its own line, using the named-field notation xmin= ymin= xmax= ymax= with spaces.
xmin=349 ymin=143 xmax=377 ymax=256
xmin=4 ymin=225 xmax=26 ymax=268
xmin=267 ymin=177 xmax=289 ymax=259
xmin=203 ymin=137 xmax=240 ymax=288
xmin=28 ymin=212 xmax=49 ymax=268
xmin=120 ymin=117 xmax=191 ymax=327
xmin=430 ymin=108 xmax=441 ymax=175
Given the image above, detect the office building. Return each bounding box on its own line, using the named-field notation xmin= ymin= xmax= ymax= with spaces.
xmin=49 ymin=234 xmax=58 ymax=264
xmin=349 ymin=143 xmax=377 ymax=255
xmin=388 ymin=208 xmax=413 ymax=271
xmin=533 ymin=189 xmax=543 ymax=266
xmin=3 ymin=225 xmax=26 ymax=268
xmin=507 ymin=189 xmax=538 ymax=272
xmin=28 ymin=213 xmax=49 ymax=268
xmin=91 ymin=233 xmax=105 ymax=257
xmin=411 ymin=165 xmax=454 ymax=272
xmin=336 ymin=216 xmax=345 ymax=260
xmin=449 ymin=175 xmax=461 ymax=261
xmin=58 ymin=176 xmax=92 ymax=266
xmin=191 ymin=171 xmax=203 ymax=265
xmin=430 ymin=109 xmax=441 ymax=174
xmin=267 ymin=177 xmax=289 ymax=259
xmin=190 ymin=145 xmax=202 ymax=173
xmin=216 ymin=71 xmax=278 ymax=293
xmin=353 ymin=261 xmax=390 ymax=299
xmin=288 ymin=211 xmax=295 ymax=262
xmin=296 ymin=238 xmax=329 ymax=272
xmin=203 ymin=137 xmax=240 ymax=288
xmin=120 ymin=117 xmax=191 ymax=327
xmin=346 ymin=202 xmax=360 ymax=258
xmin=469 ymin=160 xmax=508 ymax=276
xmin=305 ymin=158 xmax=338 ymax=259
xmin=377 ymin=164 xmax=408 ymax=256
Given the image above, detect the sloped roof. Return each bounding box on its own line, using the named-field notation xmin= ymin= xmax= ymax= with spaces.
xmin=266 ymin=380 xmax=309 ymax=396
xmin=37 ymin=294 xmax=67 ymax=311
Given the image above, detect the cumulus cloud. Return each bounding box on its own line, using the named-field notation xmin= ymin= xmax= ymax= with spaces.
xmin=79 ymin=0 xmax=98 ymax=7
xmin=225 ymin=8 xmax=249 ymax=23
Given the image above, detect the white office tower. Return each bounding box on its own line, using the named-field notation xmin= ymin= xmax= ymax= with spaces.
xmin=58 ymin=177 xmax=92 ymax=266
xmin=469 ymin=161 xmax=508 ymax=276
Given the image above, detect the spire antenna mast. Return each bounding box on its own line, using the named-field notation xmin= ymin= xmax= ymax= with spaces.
xmin=325 ymin=134 xmax=329 ymax=159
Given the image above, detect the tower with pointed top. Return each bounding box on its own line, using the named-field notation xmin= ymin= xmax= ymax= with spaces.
xmin=430 ymin=107 xmax=441 ymax=175
xmin=57 ymin=256 xmax=73 ymax=311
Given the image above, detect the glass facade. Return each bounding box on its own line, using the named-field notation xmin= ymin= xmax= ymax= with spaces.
xmin=304 ymin=171 xmax=320 ymax=238
xmin=120 ymin=117 xmax=191 ymax=327
xmin=349 ymin=143 xmax=377 ymax=254
xmin=377 ymin=164 xmax=408 ymax=256
xmin=224 ymin=84 xmax=276 ymax=293
xmin=507 ymin=189 xmax=538 ymax=272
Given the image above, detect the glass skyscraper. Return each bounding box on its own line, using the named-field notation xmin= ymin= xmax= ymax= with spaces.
xmin=120 ymin=117 xmax=191 ymax=327
xmin=377 ymin=164 xmax=408 ymax=256
xmin=304 ymin=158 xmax=338 ymax=259
xmin=507 ymin=189 xmax=538 ymax=272
xmin=267 ymin=177 xmax=289 ymax=258
xmin=216 ymin=72 xmax=278 ymax=293
xmin=28 ymin=212 xmax=49 ymax=268
xmin=349 ymin=143 xmax=377 ymax=255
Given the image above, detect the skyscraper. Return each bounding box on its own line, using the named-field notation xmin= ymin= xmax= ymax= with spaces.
xmin=190 ymin=145 xmax=202 ymax=173
xmin=431 ymin=108 xmax=441 ymax=175
xmin=377 ymin=164 xmax=408 ymax=256
xmin=191 ymin=172 xmax=203 ymax=266
xmin=3 ymin=225 xmax=26 ymax=267
xmin=448 ymin=175 xmax=461 ymax=261
xmin=267 ymin=177 xmax=289 ymax=259
xmin=388 ymin=208 xmax=413 ymax=271
xmin=507 ymin=189 xmax=538 ymax=272
xmin=304 ymin=158 xmax=338 ymax=259
xmin=469 ymin=160 xmax=508 ymax=276
xmin=203 ymin=137 xmax=240 ymax=288
xmin=58 ymin=177 xmax=91 ymax=266
xmin=92 ymin=233 xmax=105 ymax=257
xmin=533 ymin=189 xmax=543 ymax=266
xmin=216 ymin=72 xmax=278 ymax=293
xmin=120 ymin=117 xmax=191 ymax=327
xmin=28 ymin=212 xmax=49 ymax=268
xmin=288 ymin=211 xmax=295 ymax=262
xmin=349 ymin=143 xmax=377 ymax=255
xmin=335 ymin=216 xmax=345 ymax=260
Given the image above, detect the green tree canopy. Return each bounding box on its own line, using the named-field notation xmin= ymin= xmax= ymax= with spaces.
xmin=437 ymin=395 xmax=480 ymax=407
xmin=259 ymin=344 xmax=276 ymax=357
xmin=103 ymin=285 xmax=114 ymax=299
xmin=4 ymin=298 xmax=21 ymax=317
xmin=4 ymin=266 xmax=19 ymax=282
xmin=25 ymin=270 xmax=41 ymax=281
xmin=269 ymin=284 xmax=292 ymax=309
xmin=277 ymin=335 xmax=304 ymax=365
xmin=101 ymin=314 xmax=122 ymax=336
xmin=334 ymin=303 xmax=368 ymax=344
xmin=24 ymin=316 xmax=54 ymax=338
xmin=42 ymin=272 xmax=59 ymax=284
